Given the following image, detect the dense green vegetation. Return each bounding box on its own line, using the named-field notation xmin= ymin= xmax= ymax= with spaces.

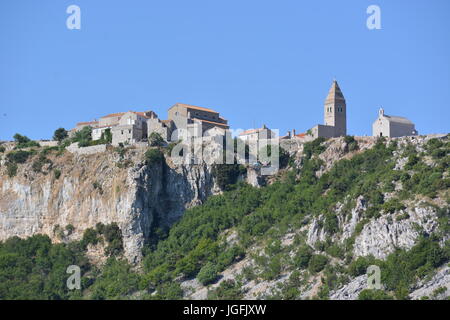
xmin=53 ymin=128 xmax=68 ymax=142
xmin=145 ymin=148 xmax=165 ymax=166
xmin=0 ymin=223 xmax=134 ymax=300
xmin=138 ymin=135 xmax=449 ymax=299
xmin=0 ymin=135 xmax=448 ymax=300
xmin=13 ymin=133 xmax=40 ymax=149
xmin=148 ymin=132 xmax=165 ymax=147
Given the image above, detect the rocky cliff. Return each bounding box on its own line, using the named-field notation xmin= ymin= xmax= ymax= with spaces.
xmin=0 ymin=146 xmax=220 ymax=264
xmin=0 ymin=134 xmax=449 ymax=300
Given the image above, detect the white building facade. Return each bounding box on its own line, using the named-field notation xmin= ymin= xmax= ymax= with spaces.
xmin=372 ymin=108 xmax=418 ymax=138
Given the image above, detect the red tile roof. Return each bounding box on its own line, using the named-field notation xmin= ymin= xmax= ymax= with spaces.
xmin=192 ymin=118 xmax=229 ymax=128
xmin=76 ymin=121 xmax=98 ymax=126
xmin=101 ymin=111 xmax=152 ymax=119
xmin=174 ymin=103 xmax=219 ymax=114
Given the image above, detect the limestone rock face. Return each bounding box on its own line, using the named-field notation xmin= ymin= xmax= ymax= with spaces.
xmin=353 ymin=206 xmax=439 ymax=259
xmin=409 ymin=265 xmax=450 ymax=300
xmin=0 ymin=148 xmax=219 ymax=264
xmin=330 ymin=275 xmax=367 ymax=300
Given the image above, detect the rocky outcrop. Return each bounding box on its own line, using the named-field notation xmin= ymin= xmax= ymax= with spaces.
xmin=0 ymin=147 xmax=219 ymax=264
xmin=353 ymin=205 xmax=439 ymax=259
xmin=330 ymin=275 xmax=368 ymax=300
xmin=409 ymin=265 xmax=450 ymax=300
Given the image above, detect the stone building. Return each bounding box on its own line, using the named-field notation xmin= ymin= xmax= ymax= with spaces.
xmin=238 ymin=125 xmax=275 ymax=142
xmin=372 ymin=108 xmax=418 ymax=138
xmin=168 ymin=103 xmax=229 ymax=137
xmin=147 ymin=118 xmax=175 ymax=141
xmin=110 ymin=111 xmax=154 ymax=146
xmin=149 ymin=103 xmax=229 ymax=141
xmin=311 ymin=80 xmax=347 ymax=138
xmin=72 ymin=103 xmax=228 ymax=146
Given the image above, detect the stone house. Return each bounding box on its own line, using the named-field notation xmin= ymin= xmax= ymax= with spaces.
xmin=149 ymin=103 xmax=229 ymax=141
xmin=110 ymin=111 xmax=154 ymax=146
xmin=372 ymin=108 xmax=418 ymax=138
xmin=147 ymin=118 xmax=176 ymax=141
xmin=238 ymin=125 xmax=275 ymax=142
xmin=73 ymin=103 xmax=229 ymax=146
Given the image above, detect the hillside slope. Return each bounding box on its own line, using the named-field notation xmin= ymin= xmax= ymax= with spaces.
xmin=0 ymin=134 xmax=449 ymax=299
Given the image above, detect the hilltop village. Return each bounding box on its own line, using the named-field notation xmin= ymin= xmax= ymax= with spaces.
xmin=70 ymin=80 xmax=418 ymax=149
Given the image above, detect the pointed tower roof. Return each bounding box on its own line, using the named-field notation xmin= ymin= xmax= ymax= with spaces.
xmin=325 ymin=80 xmax=345 ymax=103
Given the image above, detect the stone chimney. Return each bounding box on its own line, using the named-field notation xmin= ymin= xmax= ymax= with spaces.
xmin=293 ymin=129 xmax=296 ymax=136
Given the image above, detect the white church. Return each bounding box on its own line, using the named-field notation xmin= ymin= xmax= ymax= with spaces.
xmin=372 ymin=108 xmax=418 ymax=138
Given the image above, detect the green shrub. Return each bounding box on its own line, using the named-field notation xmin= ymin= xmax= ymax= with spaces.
xmin=212 ymin=164 xmax=245 ymax=190
xmin=6 ymin=162 xmax=18 ymax=177
xmin=100 ymin=128 xmax=112 ymax=144
xmin=303 ymin=137 xmax=326 ymax=160
xmin=145 ymin=148 xmax=165 ymax=165
xmin=32 ymin=154 xmax=52 ymax=173
xmin=13 ymin=133 xmax=40 ymax=149
xmin=308 ymin=254 xmax=328 ymax=273
xmin=148 ymin=132 xmax=165 ymax=147
xmin=53 ymin=128 xmax=68 ymax=142
xmin=0 ymin=234 xmax=90 ymax=299
xmin=89 ymin=258 xmax=140 ymax=300
xmin=197 ymin=262 xmax=219 ymax=285
xmin=53 ymin=169 xmax=61 ymax=179
xmin=65 ymin=224 xmax=75 ymax=235
xmin=293 ymin=245 xmax=313 ymax=269
xmin=0 ymin=146 xmax=5 ymax=153
xmin=103 ymin=223 xmax=123 ymax=256
xmin=344 ymin=136 xmax=359 ymax=152
xmin=323 ymin=213 xmax=339 ymax=234
xmin=73 ymin=126 xmax=93 ymax=147
xmin=382 ymin=198 xmax=405 ymax=214
xmin=207 ymin=279 xmax=243 ymax=300
xmin=6 ymin=150 xmax=33 ymax=163
xmin=82 ymin=228 xmax=99 ymax=247
xmin=348 ymin=256 xmax=376 ymax=277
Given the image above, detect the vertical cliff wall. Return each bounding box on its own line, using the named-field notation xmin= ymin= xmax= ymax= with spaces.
xmin=0 ymin=147 xmax=220 ymax=263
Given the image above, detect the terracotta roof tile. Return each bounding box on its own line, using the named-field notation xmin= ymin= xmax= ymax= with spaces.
xmin=76 ymin=121 xmax=98 ymax=126
xmin=175 ymin=103 xmax=219 ymax=114
xmin=192 ymin=118 xmax=229 ymax=128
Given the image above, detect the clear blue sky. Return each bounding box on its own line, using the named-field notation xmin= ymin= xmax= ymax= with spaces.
xmin=1 ymin=0 xmax=449 ymax=140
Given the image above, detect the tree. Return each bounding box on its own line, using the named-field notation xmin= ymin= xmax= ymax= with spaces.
xmin=145 ymin=148 xmax=165 ymax=165
xmin=197 ymin=262 xmax=218 ymax=285
xmin=13 ymin=133 xmax=39 ymax=149
xmin=149 ymin=132 xmax=164 ymax=147
xmin=308 ymin=254 xmax=328 ymax=273
xmin=53 ymin=128 xmax=68 ymax=142
xmin=13 ymin=133 xmax=30 ymax=144
xmin=100 ymin=128 xmax=112 ymax=144
xmin=294 ymin=245 xmax=313 ymax=269
xmin=73 ymin=126 xmax=92 ymax=147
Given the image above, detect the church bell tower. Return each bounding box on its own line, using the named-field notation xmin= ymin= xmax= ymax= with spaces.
xmin=324 ymin=80 xmax=347 ymax=137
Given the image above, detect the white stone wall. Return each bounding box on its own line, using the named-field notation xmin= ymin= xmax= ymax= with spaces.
xmin=38 ymin=140 xmax=58 ymax=147
xmin=66 ymin=142 xmax=107 ymax=155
